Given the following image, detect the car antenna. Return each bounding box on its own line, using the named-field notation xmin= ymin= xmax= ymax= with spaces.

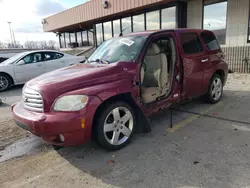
xmin=119 ymin=23 xmax=135 ymax=36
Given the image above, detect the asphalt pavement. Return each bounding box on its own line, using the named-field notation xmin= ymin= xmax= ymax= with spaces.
xmin=0 ymin=81 xmax=250 ymax=188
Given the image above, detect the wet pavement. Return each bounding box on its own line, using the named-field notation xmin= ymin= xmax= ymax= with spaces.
xmin=0 ymin=135 xmax=51 ymax=163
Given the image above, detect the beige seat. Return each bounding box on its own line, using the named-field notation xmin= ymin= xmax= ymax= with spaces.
xmin=141 ymin=43 xmax=169 ymax=103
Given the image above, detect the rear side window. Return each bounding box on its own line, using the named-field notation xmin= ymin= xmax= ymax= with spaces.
xmin=201 ymin=32 xmax=220 ymax=51
xmin=180 ymin=33 xmax=203 ymax=55
xmin=43 ymin=52 xmax=64 ymax=61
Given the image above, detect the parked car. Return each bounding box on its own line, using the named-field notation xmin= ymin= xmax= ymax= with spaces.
xmin=0 ymin=50 xmax=86 ymax=91
xmin=12 ymin=29 xmax=228 ymax=150
xmin=0 ymin=57 xmax=8 ymax=63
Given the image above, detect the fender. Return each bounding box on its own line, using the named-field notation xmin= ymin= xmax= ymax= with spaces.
xmin=66 ymin=78 xmax=151 ymax=133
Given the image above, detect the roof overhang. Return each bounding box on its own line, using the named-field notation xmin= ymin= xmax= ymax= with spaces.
xmin=42 ymin=0 xmax=178 ymax=33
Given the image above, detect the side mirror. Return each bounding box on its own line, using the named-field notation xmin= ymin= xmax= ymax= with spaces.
xmin=17 ymin=60 xmax=25 ymax=65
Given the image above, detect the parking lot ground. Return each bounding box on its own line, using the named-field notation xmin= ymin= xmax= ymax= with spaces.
xmin=1 ymin=74 xmax=250 ymax=188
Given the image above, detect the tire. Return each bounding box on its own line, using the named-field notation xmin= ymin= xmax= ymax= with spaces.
xmin=0 ymin=73 xmax=12 ymax=92
xmin=94 ymin=101 xmax=136 ymax=150
xmin=206 ymin=74 xmax=223 ymax=103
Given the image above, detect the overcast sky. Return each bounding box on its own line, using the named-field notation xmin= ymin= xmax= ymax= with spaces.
xmin=0 ymin=0 xmax=87 ymax=45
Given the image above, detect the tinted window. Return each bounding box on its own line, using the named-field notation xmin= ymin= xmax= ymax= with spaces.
xmin=60 ymin=33 xmax=66 ymax=48
xmin=88 ymin=30 xmax=94 ymax=46
xmin=82 ymin=31 xmax=88 ymax=46
xmin=161 ymin=7 xmax=176 ymax=29
xmin=146 ymin=10 xmax=160 ymax=30
xmin=44 ymin=52 xmax=64 ymax=61
xmin=65 ymin=33 xmax=70 ymax=47
xmin=70 ymin=33 xmax=76 ymax=43
xmin=122 ymin=17 xmax=132 ymax=34
xmin=133 ymin=14 xmax=145 ymax=32
xmin=180 ymin=33 xmax=203 ymax=54
xmin=103 ymin=21 xmax=112 ymax=40
xmin=201 ymin=32 xmax=220 ymax=51
xmin=113 ymin=19 xmax=121 ymax=37
xmin=76 ymin=32 xmax=82 ymax=46
xmin=23 ymin=53 xmax=43 ymax=64
xmin=96 ymin=23 xmax=103 ymax=46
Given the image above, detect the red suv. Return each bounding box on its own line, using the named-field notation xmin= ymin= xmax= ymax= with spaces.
xmin=12 ymin=29 xmax=228 ymax=150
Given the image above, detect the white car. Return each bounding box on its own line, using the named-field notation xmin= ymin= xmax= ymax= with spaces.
xmin=0 ymin=50 xmax=86 ymax=91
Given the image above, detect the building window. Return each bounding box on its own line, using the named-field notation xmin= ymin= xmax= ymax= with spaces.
xmin=203 ymin=1 xmax=227 ymax=44
xmin=103 ymin=21 xmax=112 ymax=40
xmin=113 ymin=19 xmax=121 ymax=37
xmin=88 ymin=30 xmax=94 ymax=46
xmin=161 ymin=6 xmax=176 ymax=29
xmin=65 ymin=33 xmax=70 ymax=47
xmin=70 ymin=32 xmax=76 ymax=43
xmin=133 ymin=14 xmax=145 ymax=32
xmin=96 ymin=23 xmax=103 ymax=46
xmin=180 ymin=33 xmax=203 ymax=54
xmin=76 ymin=32 xmax=82 ymax=47
xmin=60 ymin=33 xmax=66 ymax=48
xmin=201 ymin=31 xmax=221 ymax=51
xmin=122 ymin=17 xmax=132 ymax=34
xmin=82 ymin=31 xmax=89 ymax=46
xmin=146 ymin=10 xmax=160 ymax=30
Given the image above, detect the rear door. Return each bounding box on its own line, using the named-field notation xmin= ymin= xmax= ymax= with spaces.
xmin=14 ymin=52 xmax=45 ymax=83
xmin=179 ymin=32 xmax=209 ymax=98
xmin=200 ymin=31 xmax=224 ymax=89
xmin=43 ymin=52 xmax=66 ymax=72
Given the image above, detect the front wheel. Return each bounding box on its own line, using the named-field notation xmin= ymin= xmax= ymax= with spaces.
xmin=207 ymin=74 xmax=223 ymax=103
xmin=0 ymin=74 xmax=12 ymax=92
xmin=95 ymin=101 xmax=136 ymax=150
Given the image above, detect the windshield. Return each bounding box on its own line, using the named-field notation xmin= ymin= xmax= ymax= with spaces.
xmin=88 ymin=36 xmax=147 ymax=64
xmin=1 ymin=52 xmax=28 ymax=65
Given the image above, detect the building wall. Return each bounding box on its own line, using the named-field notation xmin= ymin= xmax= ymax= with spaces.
xmin=187 ymin=0 xmax=203 ymax=29
xmin=187 ymin=0 xmax=250 ymax=47
xmin=226 ymin=0 xmax=250 ymax=47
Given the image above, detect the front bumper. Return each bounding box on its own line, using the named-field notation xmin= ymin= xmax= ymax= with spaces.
xmin=12 ymin=101 xmax=98 ymax=146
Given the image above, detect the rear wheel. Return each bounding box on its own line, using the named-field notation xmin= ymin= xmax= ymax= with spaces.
xmin=94 ymin=101 xmax=136 ymax=150
xmin=207 ymin=74 xmax=223 ymax=103
xmin=0 ymin=74 xmax=12 ymax=92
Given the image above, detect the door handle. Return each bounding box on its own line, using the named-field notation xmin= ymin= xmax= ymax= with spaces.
xmin=201 ymin=58 xmax=209 ymax=63
xmin=36 ymin=64 xmax=42 ymax=67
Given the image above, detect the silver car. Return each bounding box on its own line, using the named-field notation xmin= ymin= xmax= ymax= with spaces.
xmin=0 ymin=50 xmax=86 ymax=91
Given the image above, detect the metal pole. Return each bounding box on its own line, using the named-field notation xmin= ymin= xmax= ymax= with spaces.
xmin=12 ymin=30 xmax=16 ymax=47
xmin=170 ymin=108 xmax=173 ymax=128
xmin=7 ymin=22 xmax=13 ymax=47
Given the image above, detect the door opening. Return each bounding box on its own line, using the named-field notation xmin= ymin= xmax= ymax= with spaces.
xmin=140 ymin=36 xmax=176 ymax=104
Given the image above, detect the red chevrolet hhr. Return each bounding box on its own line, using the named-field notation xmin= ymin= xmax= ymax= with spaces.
xmin=12 ymin=29 xmax=228 ymax=150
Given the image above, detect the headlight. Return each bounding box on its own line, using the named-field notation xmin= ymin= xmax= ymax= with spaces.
xmin=53 ymin=95 xmax=88 ymax=112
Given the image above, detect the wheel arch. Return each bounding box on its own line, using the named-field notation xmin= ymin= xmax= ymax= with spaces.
xmin=214 ymin=69 xmax=225 ymax=84
xmin=92 ymin=92 xmax=151 ymax=140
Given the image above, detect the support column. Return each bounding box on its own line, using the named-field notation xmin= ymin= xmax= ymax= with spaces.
xmin=187 ymin=0 xmax=203 ymax=29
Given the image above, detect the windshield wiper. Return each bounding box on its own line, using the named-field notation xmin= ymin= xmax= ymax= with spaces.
xmin=90 ymin=59 xmax=110 ymax=64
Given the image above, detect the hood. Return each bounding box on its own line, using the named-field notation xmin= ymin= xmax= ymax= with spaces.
xmin=27 ymin=63 xmax=124 ymax=88
xmin=25 ymin=62 xmax=131 ymax=108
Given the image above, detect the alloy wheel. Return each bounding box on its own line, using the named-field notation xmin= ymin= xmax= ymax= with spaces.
xmin=211 ymin=78 xmax=222 ymax=101
xmin=103 ymin=107 xmax=134 ymax=146
xmin=0 ymin=76 xmax=9 ymax=91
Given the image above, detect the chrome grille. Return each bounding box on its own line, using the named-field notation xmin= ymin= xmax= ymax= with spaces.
xmin=23 ymin=88 xmax=43 ymax=112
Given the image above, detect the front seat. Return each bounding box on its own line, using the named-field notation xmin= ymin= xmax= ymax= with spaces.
xmin=141 ymin=43 xmax=169 ymax=103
